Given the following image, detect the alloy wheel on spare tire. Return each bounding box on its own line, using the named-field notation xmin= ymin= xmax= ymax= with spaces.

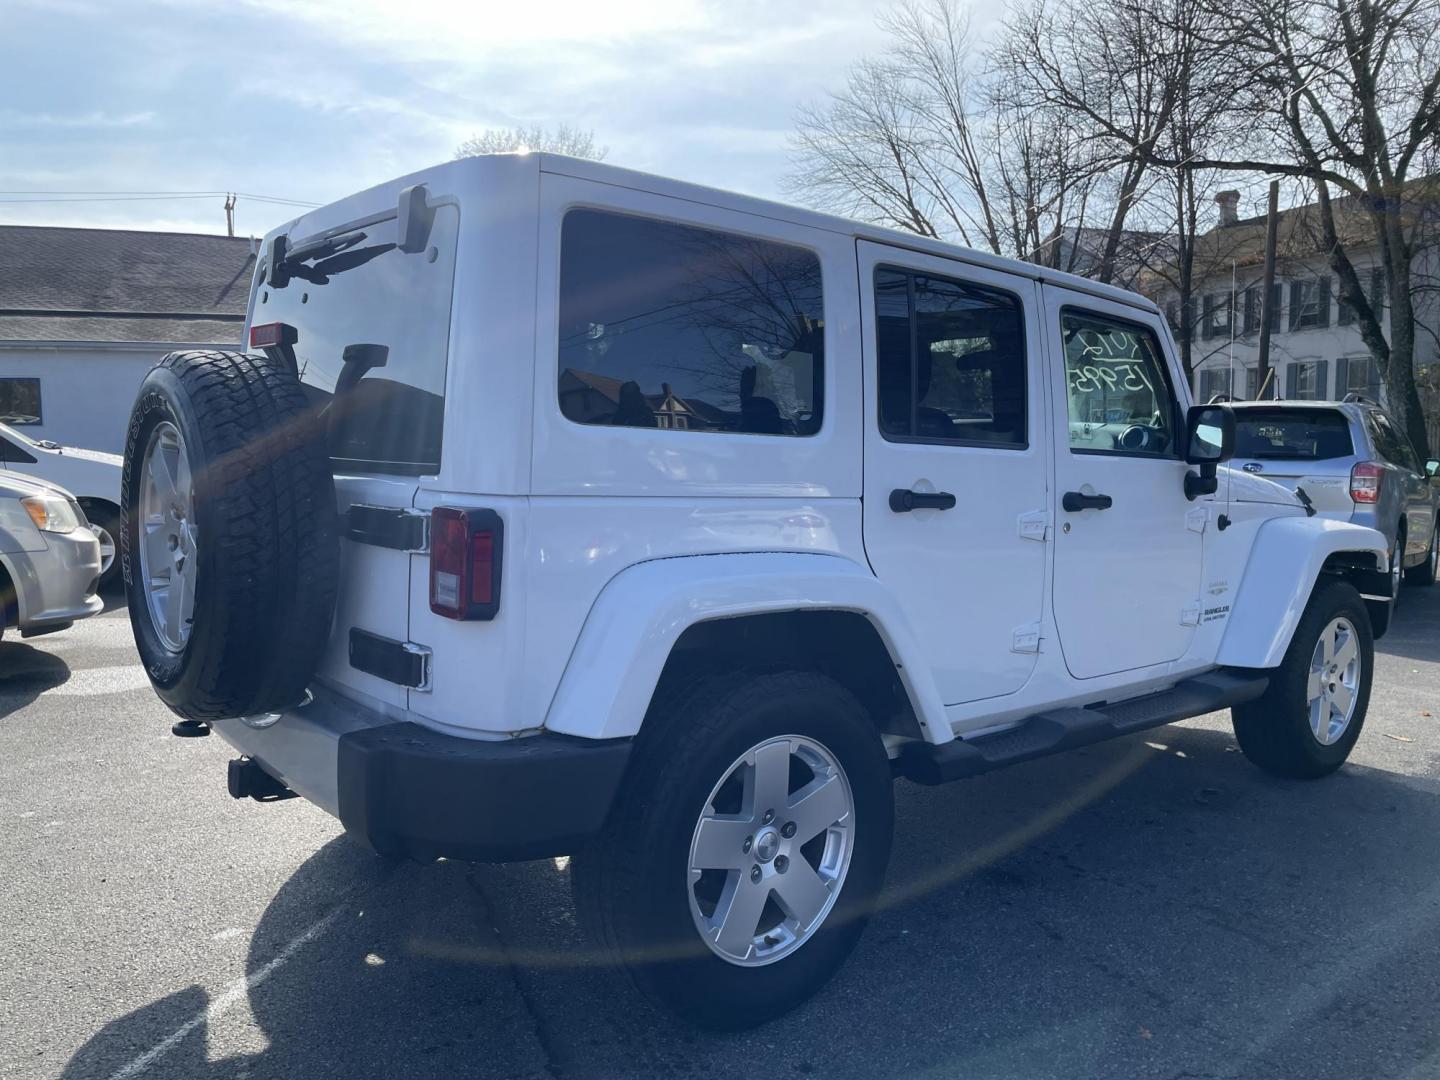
xmin=121 ymin=350 xmax=339 ymax=721
xmin=570 ymin=667 xmax=893 ymax=1030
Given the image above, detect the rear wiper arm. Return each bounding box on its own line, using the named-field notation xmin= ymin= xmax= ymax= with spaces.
xmin=287 ymin=241 xmax=395 ymax=285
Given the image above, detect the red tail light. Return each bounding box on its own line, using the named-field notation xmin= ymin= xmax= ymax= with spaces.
xmin=249 ymin=321 xmax=298 ymax=349
xmin=1350 ymin=461 xmax=1383 ymax=504
xmin=429 ymin=507 xmax=503 ymax=620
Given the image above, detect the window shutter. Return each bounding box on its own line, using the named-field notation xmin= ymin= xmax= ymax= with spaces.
xmin=1202 ymin=295 xmax=1215 ymax=340
xmin=1286 ymin=362 xmax=1298 ymax=397
xmin=1335 ymin=356 xmax=1349 ymax=398
xmin=1317 ymin=277 xmax=1331 ymax=327
xmin=1269 ymin=283 xmax=1282 ymax=331
xmin=1315 ymin=359 xmax=1329 ymax=400
xmin=1288 ymin=281 xmax=1303 ymax=330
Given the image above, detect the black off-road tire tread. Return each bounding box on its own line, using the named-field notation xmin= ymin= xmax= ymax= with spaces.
xmin=1404 ymin=526 xmax=1437 ymax=586
xmin=121 ymin=349 xmax=338 ymax=720
xmin=1231 ymin=580 xmax=1372 ymax=780
xmin=571 ymin=666 xmax=891 ymax=1029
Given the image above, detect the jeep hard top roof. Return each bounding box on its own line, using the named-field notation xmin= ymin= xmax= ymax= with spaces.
xmin=263 ymin=153 xmax=1160 ymax=317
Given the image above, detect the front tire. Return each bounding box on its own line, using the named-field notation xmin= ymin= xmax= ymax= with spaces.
xmin=571 ymin=668 xmax=893 ymax=1030
xmin=1232 ymin=580 xmax=1373 ymax=779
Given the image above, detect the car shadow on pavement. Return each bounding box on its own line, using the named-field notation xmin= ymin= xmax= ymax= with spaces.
xmin=60 ymin=720 xmax=1440 ymax=1080
xmin=1372 ymin=586 xmax=1440 ymax=664
xmin=0 ymin=640 xmax=70 ymax=718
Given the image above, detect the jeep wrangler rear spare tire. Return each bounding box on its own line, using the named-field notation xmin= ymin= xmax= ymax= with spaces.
xmin=571 ymin=668 xmax=893 ymax=1029
xmin=122 ymin=350 xmax=339 ymax=720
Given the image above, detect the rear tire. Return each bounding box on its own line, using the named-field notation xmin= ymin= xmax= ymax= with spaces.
xmin=571 ymin=668 xmax=893 ymax=1030
xmin=1232 ymin=580 xmax=1372 ymax=779
xmin=1404 ymin=526 xmax=1438 ymax=587
xmin=121 ymin=350 xmax=339 ymax=720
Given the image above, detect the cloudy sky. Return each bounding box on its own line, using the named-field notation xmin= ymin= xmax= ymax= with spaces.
xmin=0 ymin=0 xmax=980 ymax=238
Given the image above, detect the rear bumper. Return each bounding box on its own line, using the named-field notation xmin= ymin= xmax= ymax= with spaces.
xmin=212 ymin=688 xmax=632 ymax=862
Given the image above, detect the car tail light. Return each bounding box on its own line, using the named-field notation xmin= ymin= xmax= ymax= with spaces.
xmin=249 ymin=321 xmax=298 ymax=349
xmin=429 ymin=507 xmax=503 ymax=620
xmin=1350 ymin=461 xmax=1383 ymax=504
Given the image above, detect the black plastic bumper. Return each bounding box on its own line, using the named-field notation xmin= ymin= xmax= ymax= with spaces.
xmin=334 ymin=723 xmax=632 ymax=863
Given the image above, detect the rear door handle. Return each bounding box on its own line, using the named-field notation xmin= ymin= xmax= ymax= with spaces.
xmin=889 ymin=489 xmax=957 ymax=513
xmin=1062 ymin=491 xmax=1113 ymax=512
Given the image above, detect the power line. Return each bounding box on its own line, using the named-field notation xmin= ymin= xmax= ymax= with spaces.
xmin=0 ymin=189 xmax=322 ymax=208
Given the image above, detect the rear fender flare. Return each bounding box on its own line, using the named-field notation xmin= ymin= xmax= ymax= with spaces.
xmin=541 ymin=552 xmax=951 ymax=744
xmin=1216 ymin=517 xmax=1389 ymax=669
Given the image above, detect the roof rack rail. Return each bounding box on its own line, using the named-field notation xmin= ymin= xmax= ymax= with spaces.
xmin=1341 ymin=392 xmax=1379 ymax=405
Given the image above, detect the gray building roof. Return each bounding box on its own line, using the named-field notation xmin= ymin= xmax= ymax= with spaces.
xmin=0 ymin=224 xmax=253 ymax=344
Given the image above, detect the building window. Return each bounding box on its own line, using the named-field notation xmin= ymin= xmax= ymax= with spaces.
xmin=1202 ymin=293 xmax=1233 ymax=339
xmin=557 ymin=209 xmax=824 ymax=436
xmin=1245 ymin=366 xmax=1261 ymax=399
xmin=0 ymin=378 xmax=42 ymax=425
xmin=1288 ymin=277 xmax=1331 ymax=330
xmin=874 ymin=267 xmax=1027 ymax=447
xmin=1337 ymin=267 xmax=1386 ymax=325
xmin=1198 ymin=367 xmax=1233 ymax=402
xmin=1338 ymin=355 xmax=1381 ymax=401
xmin=1285 ymin=360 xmax=1329 ymax=400
xmin=1243 ymin=283 xmax=1281 ymax=334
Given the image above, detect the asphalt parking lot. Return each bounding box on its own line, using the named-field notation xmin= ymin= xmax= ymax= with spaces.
xmin=2 ymin=588 xmax=1438 ymax=1080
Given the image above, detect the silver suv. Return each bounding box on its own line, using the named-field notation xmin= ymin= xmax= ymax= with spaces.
xmin=1228 ymin=399 xmax=1439 ymax=594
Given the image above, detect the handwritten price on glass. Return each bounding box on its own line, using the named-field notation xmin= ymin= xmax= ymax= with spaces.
xmin=1067 ymin=330 xmax=1156 ymax=395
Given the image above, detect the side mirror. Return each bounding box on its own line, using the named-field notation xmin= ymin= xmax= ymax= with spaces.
xmin=1185 ymin=403 xmax=1235 ymax=465
xmin=1426 ymin=458 xmax=1439 ymax=479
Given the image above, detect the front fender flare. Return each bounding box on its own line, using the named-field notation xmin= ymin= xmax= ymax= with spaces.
xmin=542 ymin=552 xmax=952 ymax=744
xmin=1215 ymin=516 xmax=1388 ymax=669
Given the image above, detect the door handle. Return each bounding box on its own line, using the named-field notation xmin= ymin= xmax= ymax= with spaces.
xmin=889 ymin=488 xmax=957 ymax=513
xmin=1062 ymin=491 xmax=1113 ymax=512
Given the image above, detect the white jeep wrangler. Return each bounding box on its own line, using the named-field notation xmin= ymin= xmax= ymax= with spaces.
xmin=122 ymin=154 xmax=1392 ymax=1029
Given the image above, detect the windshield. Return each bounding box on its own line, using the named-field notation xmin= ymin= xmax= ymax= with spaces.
xmin=255 ymin=203 xmax=459 ymax=475
xmin=1234 ymin=408 xmax=1354 ymax=460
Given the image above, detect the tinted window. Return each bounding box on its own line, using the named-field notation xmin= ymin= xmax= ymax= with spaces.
xmin=1061 ymin=311 xmax=1177 ymax=456
xmin=1234 ymin=408 xmax=1353 ymax=460
xmin=0 ymin=378 xmax=42 ymax=425
xmin=258 ymin=205 xmax=459 ymax=475
xmin=558 ymin=209 xmax=823 ymax=436
xmin=874 ymin=267 xmax=1026 ymax=446
xmin=1372 ymin=412 xmax=1418 ymax=470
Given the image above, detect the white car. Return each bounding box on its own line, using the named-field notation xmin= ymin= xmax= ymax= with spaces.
xmin=0 ymin=472 xmax=103 ymax=640
xmin=122 ymin=155 xmax=1391 ymax=1029
xmin=0 ymin=423 xmax=122 ymax=586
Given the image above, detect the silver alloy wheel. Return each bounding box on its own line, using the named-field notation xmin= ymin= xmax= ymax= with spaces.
xmin=687 ymin=735 xmax=854 ymax=967
xmin=93 ymin=524 xmax=116 ymax=576
xmin=1307 ymin=616 xmax=1361 ymax=746
xmin=138 ymin=421 xmax=197 ymax=653
xmin=1390 ymin=535 xmax=1404 ymax=597
xmin=1430 ymin=529 xmax=1439 ymax=578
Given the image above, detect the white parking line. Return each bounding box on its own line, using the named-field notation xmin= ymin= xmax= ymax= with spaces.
xmin=106 ymin=903 xmax=348 ymax=1080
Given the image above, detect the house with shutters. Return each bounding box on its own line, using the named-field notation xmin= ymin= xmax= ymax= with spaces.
xmin=0 ymin=225 xmax=252 ymax=452
xmin=1146 ymin=185 xmax=1439 ymax=407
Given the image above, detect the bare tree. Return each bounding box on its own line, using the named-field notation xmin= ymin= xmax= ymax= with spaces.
xmin=455 ymin=124 xmax=607 ymax=161
xmin=1136 ymin=0 xmax=1440 ymax=455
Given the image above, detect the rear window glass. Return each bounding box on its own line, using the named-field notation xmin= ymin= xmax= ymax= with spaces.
xmin=256 ymin=204 xmax=459 ymax=475
xmin=1234 ymin=408 xmax=1353 ymax=460
xmin=558 ymin=208 xmax=824 ymax=436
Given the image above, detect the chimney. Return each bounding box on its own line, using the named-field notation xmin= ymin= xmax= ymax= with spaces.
xmin=1215 ymin=189 xmax=1241 ymax=227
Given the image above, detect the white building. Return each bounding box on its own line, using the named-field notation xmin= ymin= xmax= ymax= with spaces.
xmin=0 ymin=225 xmax=252 ymax=452
xmin=1150 ymin=189 xmax=1439 ymax=410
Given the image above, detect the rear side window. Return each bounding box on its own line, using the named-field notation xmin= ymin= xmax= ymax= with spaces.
xmin=1234 ymin=408 xmax=1353 ymax=460
xmin=558 ymin=209 xmax=823 ymax=436
xmin=1369 ymin=412 xmax=1417 ymax=470
xmin=874 ymin=266 xmax=1027 ymax=447
xmin=258 ymin=204 xmax=460 ymax=475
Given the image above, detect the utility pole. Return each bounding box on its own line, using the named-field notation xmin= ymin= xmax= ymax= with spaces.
xmin=1255 ymin=180 xmax=1279 ymax=398
xmin=224 ymin=193 xmax=236 ymax=237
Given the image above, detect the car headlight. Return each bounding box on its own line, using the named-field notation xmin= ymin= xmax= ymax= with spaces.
xmin=20 ymin=493 xmax=83 ymax=534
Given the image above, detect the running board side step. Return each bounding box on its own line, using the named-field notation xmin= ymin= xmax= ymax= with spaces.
xmin=897 ymin=670 xmax=1269 ymax=785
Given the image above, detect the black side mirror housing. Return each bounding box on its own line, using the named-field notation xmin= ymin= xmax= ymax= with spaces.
xmin=1185 ymin=403 xmax=1236 ymax=465
xmin=1183 ymin=404 xmax=1235 ymax=501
